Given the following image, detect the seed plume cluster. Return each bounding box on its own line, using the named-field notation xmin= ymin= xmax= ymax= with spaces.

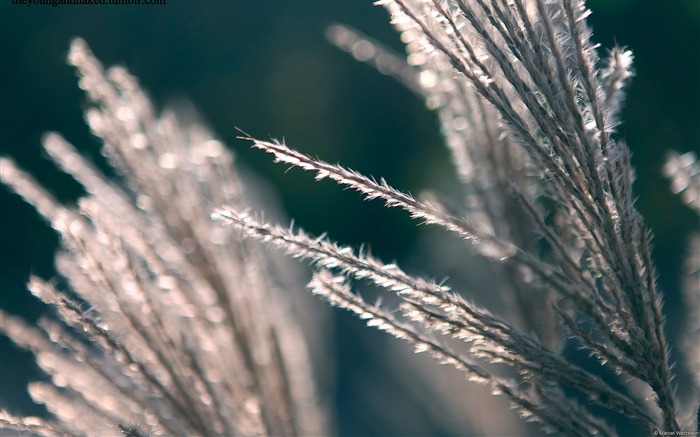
xmin=1 ymin=1 xmax=698 ymax=436
xmin=1 ymin=40 xmax=327 ymax=437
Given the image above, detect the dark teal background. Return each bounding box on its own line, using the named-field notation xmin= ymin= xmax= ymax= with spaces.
xmin=1 ymin=1 xmax=698 ymax=435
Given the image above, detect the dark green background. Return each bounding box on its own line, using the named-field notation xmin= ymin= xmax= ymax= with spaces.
xmin=1 ymin=1 xmax=698 ymax=435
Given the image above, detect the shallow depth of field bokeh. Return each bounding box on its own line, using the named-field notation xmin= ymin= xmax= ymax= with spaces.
xmin=1 ymin=1 xmax=698 ymax=435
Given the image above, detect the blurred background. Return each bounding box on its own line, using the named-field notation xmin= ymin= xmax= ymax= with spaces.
xmin=1 ymin=1 xmax=698 ymax=435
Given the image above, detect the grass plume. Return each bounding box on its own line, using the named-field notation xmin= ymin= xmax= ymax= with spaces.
xmin=1 ymin=1 xmax=698 ymax=436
